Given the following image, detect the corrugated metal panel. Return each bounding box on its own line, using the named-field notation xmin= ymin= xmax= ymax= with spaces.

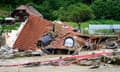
xmin=89 ymin=24 xmax=120 ymax=30
xmin=113 ymin=25 xmax=120 ymax=29
xmin=13 ymin=15 xmax=51 ymax=50
xmin=89 ymin=24 xmax=120 ymax=34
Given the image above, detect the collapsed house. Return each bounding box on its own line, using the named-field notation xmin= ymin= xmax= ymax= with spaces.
xmin=40 ymin=22 xmax=87 ymax=52
xmin=2 ymin=8 xmax=119 ymax=55
xmin=11 ymin=4 xmax=43 ymax=22
xmin=4 ymin=15 xmax=118 ymax=54
xmin=3 ymin=14 xmax=119 ymax=55
xmin=1 ymin=14 xmax=88 ymax=54
xmin=11 ymin=15 xmax=87 ymax=53
xmin=1 ymin=5 xmax=89 ymax=54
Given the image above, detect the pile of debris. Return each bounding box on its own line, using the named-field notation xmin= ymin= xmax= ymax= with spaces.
xmin=40 ymin=21 xmax=87 ymax=54
xmin=0 ymin=46 xmax=18 ymax=59
xmin=1 ymin=15 xmax=120 ymax=56
xmin=1 ymin=48 xmax=120 ymax=68
xmin=0 ymin=46 xmax=44 ymax=59
xmin=0 ymin=51 xmax=112 ymax=68
xmin=0 ymin=4 xmax=120 ymax=58
xmin=101 ymin=50 xmax=120 ymax=65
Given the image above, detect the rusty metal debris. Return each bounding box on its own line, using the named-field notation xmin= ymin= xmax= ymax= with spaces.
xmin=0 ymin=51 xmax=112 ymax=67
xmin=1 ymin=14 xmax=119 ymax=56
xmin=101 ymin=50 xmax=120 ymax=65
xmin=13 ymin=15 xmax=51 ymax=51
xmin=1 ymin=5 xmax=118 ymax=55
xmin=1 ymin=5 xmax=120 ymax=72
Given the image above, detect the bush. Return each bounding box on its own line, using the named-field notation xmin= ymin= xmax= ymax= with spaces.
xmin=91 ymin=0 xmax=120 ymax=20
xmin=55 ymin=3 xmax=95 ymax=22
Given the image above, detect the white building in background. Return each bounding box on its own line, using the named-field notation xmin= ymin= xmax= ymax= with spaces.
xmin=89 ymin=24 xmax=120 ymax=34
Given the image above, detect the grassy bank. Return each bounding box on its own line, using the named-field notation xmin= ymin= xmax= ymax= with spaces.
xmin=65 ymin=19 xmax=120 ymax=35
xmin=65 ymin=19 xmax=120 ymax=28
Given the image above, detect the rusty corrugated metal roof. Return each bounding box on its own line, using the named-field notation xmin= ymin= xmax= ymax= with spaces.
xmin=13 ymin=15 xmax=51 ymax=50
xmin=16 ymin=5 xmax=43 ymax=17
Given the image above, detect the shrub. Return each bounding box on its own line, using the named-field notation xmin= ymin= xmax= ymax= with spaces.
xmin=55 ymin=3 xmax=95 ymax=22
xmin=91 ymin=0 xmax=120 ymax=20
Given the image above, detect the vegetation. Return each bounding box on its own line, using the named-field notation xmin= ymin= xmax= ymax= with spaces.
xmin=0 ymin=0 xmax=120 ymax=21
xmin=0 ymin=7 xmax=9 ymax=17
xmin=1 ymin=23 xmax=20 ymax=31
xmin=0 ymin=0 xmax=120 ymax=35
xmin=66 ymin=19 xmax=120 ymax=35
xmin=55 ymin=3 xmax=95 ymax=22
xmin=0 ymin=0 xmax=96 ymax=20
xmin=0 ymin=23 xmax=20 ymax=35
xmin=66 ymin=19 xmax=120 ymax=28
xmin=91 ymin=0 xmax=120 ymax=20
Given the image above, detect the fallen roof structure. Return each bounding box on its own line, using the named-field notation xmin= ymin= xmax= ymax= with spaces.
xmin=11 ymin=14 xmax=115 ymax=53
xmin=13 ymin=15 xmax=51 ymax=50
xmin=13 ymin=15 xmax=87 ymax=52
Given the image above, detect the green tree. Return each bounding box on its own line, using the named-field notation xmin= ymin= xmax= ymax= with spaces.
xmin=0 ymin=0 xmax=95 ymax=20
xmin=30 ymin=0 xmax=89 ymax=20
xmin=55 ymin=3 xmax=95 ymax=22
xmin=91 ymin=0 xmax=120 ymax=20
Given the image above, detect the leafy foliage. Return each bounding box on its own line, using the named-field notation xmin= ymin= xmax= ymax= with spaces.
xmin=55 ymin=3 xmax=95 ymax=22
xmin=0 ymin=0 xmax=94 ymax=20
xmin=0 ymin=0 xmax=120 ymax=21
xmin=91 ymin=0 xmax=120 ymax=20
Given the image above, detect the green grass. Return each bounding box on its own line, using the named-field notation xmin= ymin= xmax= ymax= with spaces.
xmin=94 ymin=29 xmax=117 ymax=35
xmin=65 ymin=19 xmax=120 ymax=28
xmin=0 ymin=6 xmax=20 ymax=33
xmin=0 ymin=23 xmax=20 ymax=33
xmin=64 ymin=22 xmax=78 ymax=27
xmin=0 ymin=7 xmax=9 ymax=17
xmin=65 ymin=19 xmax=120 ymax=35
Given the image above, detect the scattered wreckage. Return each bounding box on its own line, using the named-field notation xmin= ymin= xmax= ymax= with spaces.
xmin=1 ymin=49 xmax=120 ymax=68
xmin=0 ymin=51 xmax=112 ymax=68
xmin=0 ymin=5 xmax=120 ymax=70
xmin=101 ymin=49 xmax=120 ymax=65
xmin=0 ymin=15 xmax=119 ymax=58
xmin=0 ymin=4 xmax=119 ymax=56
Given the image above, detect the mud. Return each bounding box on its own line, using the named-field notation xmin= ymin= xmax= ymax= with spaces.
xmin=0 ymin=50 xmax=120 ymax=72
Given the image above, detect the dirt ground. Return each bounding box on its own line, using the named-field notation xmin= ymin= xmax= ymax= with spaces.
xmin=0 ymin=50 xmax=120 ymax=72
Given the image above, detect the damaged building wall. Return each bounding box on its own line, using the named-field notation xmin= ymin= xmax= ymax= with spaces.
xmin=13 ymin=15 xmax=51 ymax=50
xmin=11 ymin=5 xmax=43 ymax=22
xmin=118 ymin=32 xmax=120 ymax=40
xmin=45 ymin=22 xmax=87 ymax=50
